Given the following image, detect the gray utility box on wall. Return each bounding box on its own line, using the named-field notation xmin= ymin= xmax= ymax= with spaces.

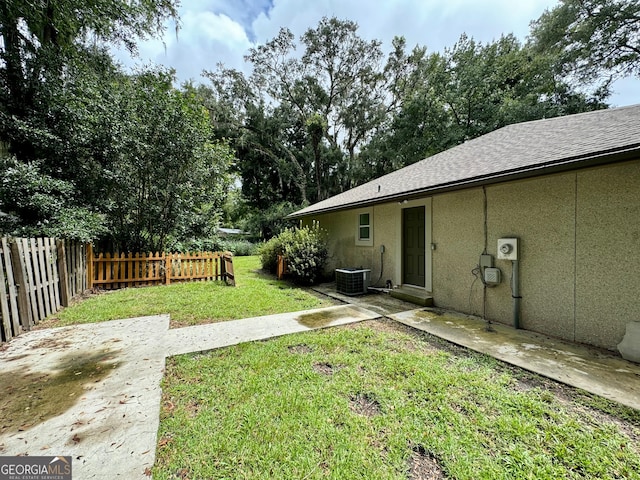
xmin=335 ymin=268 xmax=371 ymax=296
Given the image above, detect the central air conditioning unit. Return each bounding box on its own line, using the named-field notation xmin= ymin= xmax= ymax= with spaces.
xmin=335 ymin=268 xmax=371 ymax=296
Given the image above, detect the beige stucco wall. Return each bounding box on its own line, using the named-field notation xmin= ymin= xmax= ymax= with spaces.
xmin=431 ymin=189 xmax=484 ymax=315
xmin=307 ymin=199 xmax=430 ymax=289
xmin=575 ymin=161 xmax=640 ymax=348
xmin=306 ymin=159 xmax=639 ymax=350
xmin=483 ymin=174 xmax=576 ymax=339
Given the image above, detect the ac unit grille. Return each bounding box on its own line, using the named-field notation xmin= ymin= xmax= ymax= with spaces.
xmin=335 ymin=268 xmax=371 ymax=296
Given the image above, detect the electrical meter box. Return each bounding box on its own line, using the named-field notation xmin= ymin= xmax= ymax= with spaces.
xmin=497 ymin=238 xmax=519 ymax=260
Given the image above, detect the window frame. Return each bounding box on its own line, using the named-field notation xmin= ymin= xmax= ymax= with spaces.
xmin=355 ymin=210 xmax=373 ymax=247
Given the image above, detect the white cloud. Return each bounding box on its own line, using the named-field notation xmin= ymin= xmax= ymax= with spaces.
xmin=113 ymin=0 xmax=639 ymax=106
xmin=250 ymin=0 xmax=553 ymax=52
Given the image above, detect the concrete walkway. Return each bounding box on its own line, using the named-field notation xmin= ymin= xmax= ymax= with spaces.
xmin=1 ymin=295 xmax=639 ymax=479
xmin=0 ymin=305 xmax=380 ymax=479
xmin=164 ymin=304 xmax=378 ymax=356
xmin=390 ymin=308 xmax=640 ymax=411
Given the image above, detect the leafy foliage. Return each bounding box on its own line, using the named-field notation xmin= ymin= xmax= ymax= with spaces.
xmin=360 ymin=33 xmax=607 ymax=173
xmin=218 ymin=239 xmax=257 ymax=257
xmin=206 ymin=17 xmax=389 ymax=206
xmin=530 ymin=0 xmax=640 ymax=86
xmin=205 ymin=15 xmax=610 ymax=228
xmin=259 ymin=224 xmax=328 ymax=284
xmin=0 ymin=2 xmax=234 ymax=251
xmin=0 ymin=157 xmax=106 ymax=241
xmin=258 ymin=231 xmax=291 ymax=274
xmin=0 ymin=6 xmax=621 ymax=248
xmin=282 ymin=223 xmax=329 ymax=284
xmin=101 ymin=70 xmax=233 ymax=252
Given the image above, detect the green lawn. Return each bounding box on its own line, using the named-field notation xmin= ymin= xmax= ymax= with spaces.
xmin=41 ymin=256 xmax=336 ymax=328
xmin=40 ymin=254 xmax=640 ymax=478
xmin=155 ymin=321 xmax=640 ymax=479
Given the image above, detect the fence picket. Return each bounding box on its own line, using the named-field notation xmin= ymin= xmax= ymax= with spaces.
xmin=46 ymin=238 xmax=60 ymax=312
xmin=57 ymin=240 xmax=70 ymax=307
xmin=10 ymin=240 xmax=32 ymax=330
xmin=3 ymin=238 xmax=20 ymax=335
xmin=0 ymin=242 xmax=13 ymax=341
xmin=36 ymin=238 xmax=51 ymax=318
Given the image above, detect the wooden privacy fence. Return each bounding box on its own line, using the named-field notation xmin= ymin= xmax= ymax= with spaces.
xmin=1 ymin=238 xmax=235 ymax=344
xmin=0 ymin=237 xmax=87 ymax=342
xmin=88 ymin=247 xmax=235 ymax=290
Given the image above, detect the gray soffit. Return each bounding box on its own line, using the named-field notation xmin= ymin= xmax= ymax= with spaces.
xmin=290 ymin=104 xmax=640 ymax=218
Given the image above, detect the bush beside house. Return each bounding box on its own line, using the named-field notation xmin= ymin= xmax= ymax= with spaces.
xmin=259 ymin=224 xmax=328 ymax=284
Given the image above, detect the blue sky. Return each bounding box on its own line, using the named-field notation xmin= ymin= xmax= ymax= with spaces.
xmin=115 ymin=0 xmax=639 ymax=107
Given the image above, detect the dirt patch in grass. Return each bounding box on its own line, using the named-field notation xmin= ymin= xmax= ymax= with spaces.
xmin=349 ymin=392 xmax=381 ymax=417
xmin=313 ymin=362 xmax=343 ymax=375
xmin=185 ymin=400 xmax=202 ymax=418
xmin=288 ymin=343 xmax=314 ymax=354
xmin=409 ymin=445 xmax=446 ymax=480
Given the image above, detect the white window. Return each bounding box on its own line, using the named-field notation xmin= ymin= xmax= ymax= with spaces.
xmin=356 ymin=211 xmax=373 ymax=246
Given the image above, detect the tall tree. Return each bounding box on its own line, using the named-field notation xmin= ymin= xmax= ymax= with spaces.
xmin=1 ymin=2 xmax=237 ymax=250
xmin=0 ymin=0 xmax=180 ymax=241
xmin=0 ymin=0 xmax=178 ymax=148
xmin=104 ymin=71 xmax=233 ymax=252
xmin=360 ymin=33 xmax=607 ymax=175
xmin=530 ymin=0 xmax=640 ymax=87
xmin=245 ymin=17 xmax=387 ymax=200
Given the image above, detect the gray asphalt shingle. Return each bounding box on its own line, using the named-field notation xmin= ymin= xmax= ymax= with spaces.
xmin=291 ymin=104 xmax=640 ymax=217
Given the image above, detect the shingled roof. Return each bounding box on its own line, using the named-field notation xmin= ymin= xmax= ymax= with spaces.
xmin=290 ymin=104 xmax=640 ymax=218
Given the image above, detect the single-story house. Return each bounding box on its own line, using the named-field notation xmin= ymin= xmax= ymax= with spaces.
xmin=289 ymin=105 xmax=640 ymax=352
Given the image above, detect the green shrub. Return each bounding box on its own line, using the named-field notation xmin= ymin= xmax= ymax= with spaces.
xmin=258 ymin=237 xmax=280 ymax=273
xmin=258 ymin=228 xmax=293 ymax=273
xmin=170 ymin=238 xmax=223 ymax=253
xmin=282 ymin=224 xmax=328 ymax=284
xmin=219 ymin=239 xmax=257 ymax=256
xmin=258 ymin=225 xmax=327 ymax=283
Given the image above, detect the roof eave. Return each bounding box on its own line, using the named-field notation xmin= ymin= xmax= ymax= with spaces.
xmin=288 ymin=145 xmax=640 ymax=219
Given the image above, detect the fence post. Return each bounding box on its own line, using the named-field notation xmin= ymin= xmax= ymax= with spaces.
xmin=276 ymin=255 xmax=287 ymax=280
xmin=2 ymin=238 xmax=21 ymax=337
xmin=223 ymin=252 xmax=235 ymax=286
xmin=165 ymin=253 xmax=171 ymax=285
xmin=56 ymin=240 xmax=70 ymax=307
xmin=87 ymin=243 xmax=94 ymax=290
xmin=10 ymin=240 xmax=33 ymax=331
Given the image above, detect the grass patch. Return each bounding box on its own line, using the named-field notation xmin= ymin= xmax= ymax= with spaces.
xmin=40 ymin=256 xmax=336 ymax=328
xmin=154 ymin=321 xmax=640 ymax=479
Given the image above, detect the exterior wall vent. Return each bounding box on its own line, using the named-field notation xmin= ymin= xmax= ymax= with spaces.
xmin=335 ymin=268 xmax=371 ymax=295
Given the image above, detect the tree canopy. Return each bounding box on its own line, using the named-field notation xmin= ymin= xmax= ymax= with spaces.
xmin=529 ymin=0 xmax=640 ymax=87
xmin=1 ymin=4 xmax=628 ymax=244
xmin=204 ymin=15 xmax=608 ymax=229
xmin=0 ymin=1 xmax=233 ymax=251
